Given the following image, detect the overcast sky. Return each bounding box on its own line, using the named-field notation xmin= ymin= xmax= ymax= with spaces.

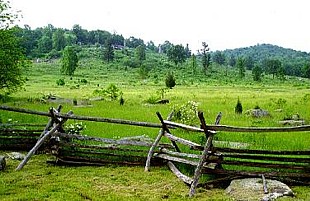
xmin=10 ymin=0 xmax=310 ymax=53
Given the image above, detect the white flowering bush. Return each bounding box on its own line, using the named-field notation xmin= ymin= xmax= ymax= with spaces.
xmin=65 ymin=122 xmax=86 ymax=135
xmin=171 ymin=101 xmax=199 ymax=125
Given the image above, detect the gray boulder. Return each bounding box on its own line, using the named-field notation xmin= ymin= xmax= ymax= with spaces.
xmin=245 ymin=109 xmax=270 ymax=118
xmin=226 ymin=178 xmax=294 ymax=201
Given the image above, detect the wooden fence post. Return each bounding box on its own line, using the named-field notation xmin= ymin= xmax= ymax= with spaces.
xmin=189 ymin=112 xmax=222 ymax=197
xmin=39 ymin=105 xmax=62 ymax=138
xmin=156 ymin=112 xmax=180 ymax=152
xmin=145 ymin=111 xmax=174 ymax=172
xmin=15 ymin=109 xmax=73 ymax=171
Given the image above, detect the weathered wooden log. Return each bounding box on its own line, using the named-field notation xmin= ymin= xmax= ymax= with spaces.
xmin=56 ymin=155 xmax=164 ymax=166
xmin=155 ymin=153 xmax=198 ymax=166
xmin=164 ymin=132 xmax=202 ymax=149
xmin=0 ymin=105 xmax=163 ymax=128
xmin=163 ymin=120 xmax=203 ymax=132
xmin=0 ymin=123 xmax=46 ymax=127
xmin=221 ymin=160 xmax=309 ymax=170
xmin=15 ymin=124 xmax=61 ymax=170
xmin=216 ymin=147 xmax=310 ymax=155
xmin=39 ymin=105 xmax=62 ymax=138
xmin=167 ymin=161 xmax=193 ymax=184
xmin=15 ymin=110 xmax=73 ymax=171
xmin=160 ymin=148 xmax=222 ymax=160
xmin=2 ymin=105 xmax=310 ymax=132
xmin=189 ymin=111 xmax=221 ymax=197
xmin=145 ymin=112 xmax=174 ymax=172
xmin=157 ymin=112 xmax=180 ymax=152
xmin=222 ymin=153 xmax=310 ymax=163
xmin=202 ymin=168 xmax=310 ymax=179
xmin=55 ymin=132 xmax=154 ymax=147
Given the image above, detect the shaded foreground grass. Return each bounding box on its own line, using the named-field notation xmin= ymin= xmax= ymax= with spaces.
xmin=0 ymin=153 xmax=233 ymax=201
xmin=1 ymin=152 xmax=310 ymax=200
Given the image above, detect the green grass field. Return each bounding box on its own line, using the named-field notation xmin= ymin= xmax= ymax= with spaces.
xmin=1 ymin=55 xmax=310 ymax=200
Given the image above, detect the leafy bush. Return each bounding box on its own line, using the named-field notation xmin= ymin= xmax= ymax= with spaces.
xmin=93 ymin=83 xmax=122 ymax=101
xmin=56 ymin=78 xmax=65 ymax=86
xmin=171 ymin=101 xmax=199 ymax=125
xmin=123 ymin=58 xmax=140 ymax=68
xmin=165 ymin=72 xmax=176 ymax=89
xmin=80 ymin=79 xmax=88 ymax=84
xmin=235 ymin=98 xmax=243 ymax=114
xmin=72 ymin=98 xmax=77 ymax=106
xmin=144 ymin=95 xmax=160 ymax=104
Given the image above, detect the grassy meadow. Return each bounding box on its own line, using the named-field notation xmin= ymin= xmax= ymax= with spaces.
xmin=1 ymin=53 xmax=310 ymax=200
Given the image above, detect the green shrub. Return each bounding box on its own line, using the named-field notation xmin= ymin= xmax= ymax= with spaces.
xmin=165 ymin=72 xmax=176 ymax=89
xmin=235 ymin=98 xmax=243 ymax=114
xmin=56 ymin=78 xmax=65 ymax=86
xmin=73 ymin=98 xmax=78 ymax=106
xmin=93 ymin=83 xmax=122 ymax=101
xmin=80 ymin=79 xmax=88 ymax=84
xmin=144 ymin=95 xmax=160 ymax=104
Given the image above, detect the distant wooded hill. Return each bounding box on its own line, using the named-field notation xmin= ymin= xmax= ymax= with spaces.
xmin=217 ymin=44 xmax=310 ymax=77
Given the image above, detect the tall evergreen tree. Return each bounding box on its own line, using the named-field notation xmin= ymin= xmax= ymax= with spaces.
xmin=201 ymin=42 xmax=211 ymax=74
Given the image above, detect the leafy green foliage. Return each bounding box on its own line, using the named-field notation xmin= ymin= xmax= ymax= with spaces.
xmin=167 ymin=44 xmax=187 ymax=66
xmin=56 ymin=78 xmax=65 ymax=86
xmin=212 ymin=50 xmax=226 ymax=65
xmin=0 ymin=29 xmax=27 ymax=93
xmin=165 ymin=72 xmax=176 ymax=89
xmin=252 ymin=64 xmax=263 ymax=81
xmin=61 ymin=46 xmax=78 ymax=76
xmin=135 ymin=45 xmax=146 ymax=65
xmin=263 ymin=58 xmax=282 ymax=79
xmin=303 ymin=62 xmax=310 ymax=79
xmin=236 ymin=57 xmax=246 ymax=78
xmin=93 ymin=83 xmax=122 ymax=101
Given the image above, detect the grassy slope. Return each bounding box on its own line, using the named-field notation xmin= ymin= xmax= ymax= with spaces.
xmin=1 ymin=51 xmax=310 ymax=200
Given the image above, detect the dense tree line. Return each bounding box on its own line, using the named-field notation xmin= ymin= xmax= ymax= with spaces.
xmin=10 ymin=23 xmax=310 ymax=82
xmin=221 ymin=44 xmax=310 ymax=78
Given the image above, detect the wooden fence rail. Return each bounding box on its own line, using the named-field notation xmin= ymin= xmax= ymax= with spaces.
xmin=1 ymin=105 xmax=310 ymax=197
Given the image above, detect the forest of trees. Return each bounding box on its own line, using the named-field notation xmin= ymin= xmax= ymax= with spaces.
xmin=11 ymin=24 xmax=310 ymax=80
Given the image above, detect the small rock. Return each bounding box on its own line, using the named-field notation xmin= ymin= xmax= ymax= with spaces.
xmin=0 ymin=156 xmax=6 ymax=171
